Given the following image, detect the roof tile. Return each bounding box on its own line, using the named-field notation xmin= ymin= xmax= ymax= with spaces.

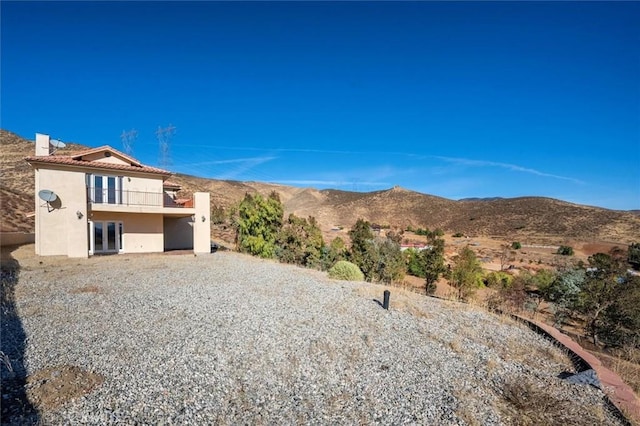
xmin=25 ymin=154 xmax=172 ymax=176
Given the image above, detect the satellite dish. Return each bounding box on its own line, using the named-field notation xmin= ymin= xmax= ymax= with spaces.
xmin=50 ymin=139 xmax=66 ymax=149
xmin=49 ymin=139 xmax=66 ymax=154
xmin=38 ymin=189 xmax=58 ymax=212
xmin=38 ymin=189 xmax=58 ymax=202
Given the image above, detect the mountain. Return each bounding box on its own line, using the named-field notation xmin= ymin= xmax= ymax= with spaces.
xmin=2 ymin=129 xmax=640 ymax=245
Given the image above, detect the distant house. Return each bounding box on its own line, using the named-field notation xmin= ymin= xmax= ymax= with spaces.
xmin=25 ymin=133 xmax=210 ymax=258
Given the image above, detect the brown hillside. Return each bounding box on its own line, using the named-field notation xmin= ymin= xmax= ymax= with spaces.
xmin=2 ymin=129 xmax=639 ymax=246
xmin=0 ymin=130 xmax=87 ymax=232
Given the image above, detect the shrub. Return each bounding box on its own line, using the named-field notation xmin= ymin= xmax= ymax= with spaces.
xmin=485 ymin=271 xmax=513 ymax=288
xmin=405 ymin=248 xmax=425 ymax=278
xmin=235 ymin=192 xmax=283 ymax=258
xmin=211 ymin=205 xmax=226 ymax=224
xmin=452 ymin=232 xmax=464 ymax=238
xmin=328 ymin=261 xmax=365 ymax=281
xmin=556 ymin=245 xmax=574 ymax=256
xmin=277 ymin=214 xmax=324 ymax=268
xmin=320 ymin=237 xmax=348 ymax=271
xmin=511 ymin=241 xmax=521 ymax=250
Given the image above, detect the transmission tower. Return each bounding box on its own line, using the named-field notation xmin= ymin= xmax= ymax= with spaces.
xmin=156 ymin=124 xmax=176 ymax=167
xmin=120 ymin=129 xmax=138 ymax=156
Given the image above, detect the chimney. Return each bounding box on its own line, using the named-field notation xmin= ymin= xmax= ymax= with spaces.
xmin=35 ymin=133 xmax=51 ymax=156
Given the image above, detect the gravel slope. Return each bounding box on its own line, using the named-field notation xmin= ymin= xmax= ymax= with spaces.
xmin=3 ymin=250 xmax=625 ymax=425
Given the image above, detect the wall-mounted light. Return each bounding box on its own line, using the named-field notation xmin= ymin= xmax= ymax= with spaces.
xmin=76 ymin=210 xmax=84 ymax=219
xmin=201 ymin=215 xmax=206 ymax=222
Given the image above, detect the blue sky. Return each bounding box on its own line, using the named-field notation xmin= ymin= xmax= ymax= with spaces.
xmin=2 ymin=1 xmax=639 ymax=210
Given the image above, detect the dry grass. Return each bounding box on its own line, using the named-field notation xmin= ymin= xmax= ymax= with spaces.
xmin=353 ymin=283 xmax=431 ymax=319
xmin=590 ymin=348 xmax=640 ymax=396
xmin=500 ymin=376 xmax=607 ymax=426
xmin=26 ymin=365 xmax=104 ymax=410
xmin=449 ymin=338 xmax=463 ymax=354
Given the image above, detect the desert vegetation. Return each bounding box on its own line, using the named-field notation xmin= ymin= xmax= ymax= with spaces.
xmin=229 ymin=193 xmax=640 ymax=400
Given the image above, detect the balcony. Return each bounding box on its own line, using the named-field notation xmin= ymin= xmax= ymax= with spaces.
xmin=87 ymin=187 xmax=194 ymax=214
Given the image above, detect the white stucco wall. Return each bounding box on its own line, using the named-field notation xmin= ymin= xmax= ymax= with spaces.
xmin=35 ymin=167 xmax=89 ymax=257
xmin=124 ymin=174 xmax=164 ymax=194
xmin=193 ymin=192 xmax=211 ymax=254
xmin=80 ymin=152 xmax=130 ymax=165
xmin=91 ymin=212 xmax=164 ymax=253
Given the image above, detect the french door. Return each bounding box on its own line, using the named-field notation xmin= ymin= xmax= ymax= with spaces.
xmin=90 ymin=221 xmax=123 ymax=254
xmin=90 ymin=175 xmax=123 ymax=204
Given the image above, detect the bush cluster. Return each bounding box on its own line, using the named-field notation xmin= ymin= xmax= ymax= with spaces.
xmin=328 ymin=261 xmax=365 ymax=281
xmin=556 ymin=245 xmax=574 ymax=256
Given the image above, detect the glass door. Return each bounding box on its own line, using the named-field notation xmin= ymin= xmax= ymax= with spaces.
xmin=90 ymin=221 xmax=123 ymax=254
xmin=91 ymin=175 xmax=122 ymax=204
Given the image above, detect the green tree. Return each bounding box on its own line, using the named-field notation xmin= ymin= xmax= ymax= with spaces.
xmin=347 ymin=219 xmax=407 ymax=283
xmin=422 ymin=235 xmax=446 ymax=295
xmin=235 ymin=192 xmax=283 ymax=258
xmin=373 ymin=237 xmax=405 ymax=284
xmin=485 ymin=271 xmax=514 ymax=288
xmin=405 ymin=248 xmax=425 ymax=278
xmin=277 ymin=214 xmax=324 ymax=268
xmin=545 ymin=268 xmax=584 ymax=327
xmin=321 ymin=237 xmax=349 ymax=271
xmin=348 ymin=219 xmax=377 ymax=281
xmin=450 ymin=246 xmax=483 ymax=300
xmin=532 ymin=269 xmax=555 ymax=293
xmin=599 ymin=275 xmax=640 ymax=348
xmin=579 ymin=249 xmax=628 ymax=345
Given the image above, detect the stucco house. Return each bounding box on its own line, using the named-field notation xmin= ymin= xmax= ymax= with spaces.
xmin=25 ymin=133 xmax=210 ymax=258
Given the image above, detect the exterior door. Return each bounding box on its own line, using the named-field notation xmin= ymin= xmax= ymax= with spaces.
xmin=90 ymin=175 xmax=123 ymax=204
xmin=90 ymin=221 xmax=123 ymax=254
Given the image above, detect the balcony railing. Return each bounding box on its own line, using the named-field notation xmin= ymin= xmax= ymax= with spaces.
xmin=87 ymin=187 xmax=190 ymax=208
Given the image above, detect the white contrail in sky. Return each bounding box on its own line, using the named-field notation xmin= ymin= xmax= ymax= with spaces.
xmin=433 ymin=156 xmax=585 ymax=184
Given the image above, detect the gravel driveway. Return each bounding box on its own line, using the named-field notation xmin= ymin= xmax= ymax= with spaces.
xmin=2 ymin=249 xmax=625 ymax=425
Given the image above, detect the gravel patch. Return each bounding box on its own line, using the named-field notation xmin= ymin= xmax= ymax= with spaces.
xmin=2 ymin=251 xmax=626 ymax=425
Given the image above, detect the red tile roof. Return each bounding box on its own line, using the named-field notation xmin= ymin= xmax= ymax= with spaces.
xmin=174 ymin=198 xmax=194 ymax=208
xmin=70 ymin=145 xmax=142 ymax=165
xmin=25 ymin=146 xmax=172 ymax=176
xmin=163 ymin=181 xmax=182 ymax=189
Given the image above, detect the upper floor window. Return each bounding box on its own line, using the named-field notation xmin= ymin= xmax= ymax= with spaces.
xmin=88 ymin=174 xmax=123 ymax=204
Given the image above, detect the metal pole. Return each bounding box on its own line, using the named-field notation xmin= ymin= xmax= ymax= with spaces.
xmin=383 ymin=290 xmax=390 ymax=310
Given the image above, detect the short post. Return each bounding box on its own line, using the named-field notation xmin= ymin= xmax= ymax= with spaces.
xmin=383 ymin=290 xmax=390 ymax=310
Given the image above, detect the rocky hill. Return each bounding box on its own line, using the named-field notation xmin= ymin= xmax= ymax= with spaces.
xmin=2 ymin=129 xmax=640 ymax=245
